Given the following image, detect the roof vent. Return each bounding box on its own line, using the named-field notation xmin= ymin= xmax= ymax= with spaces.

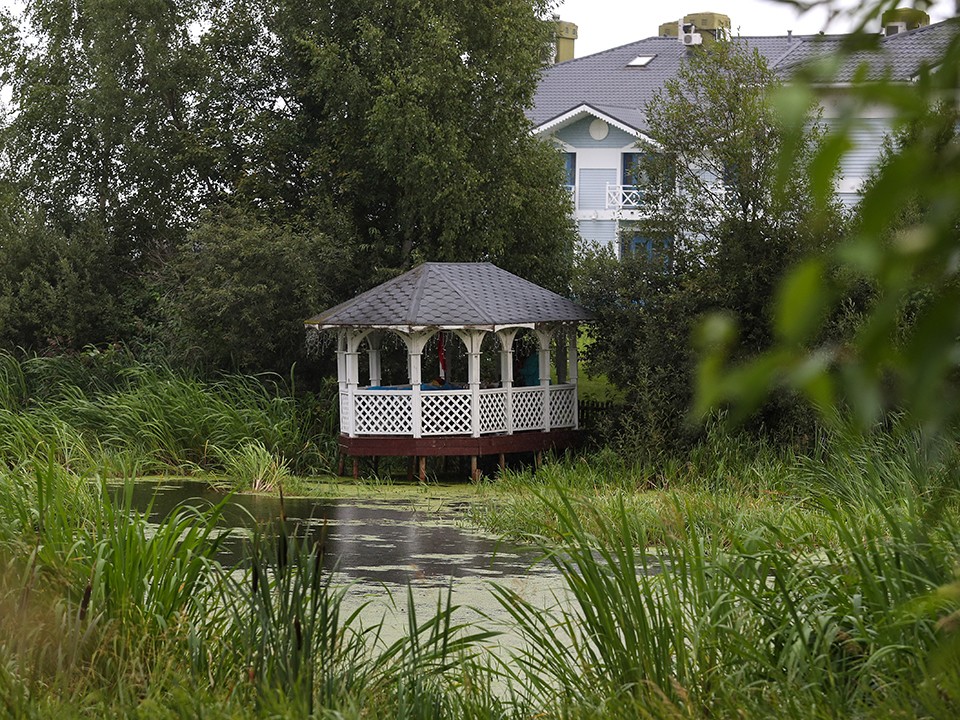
xmin=884 ymin=21 xmax=908 ymax=36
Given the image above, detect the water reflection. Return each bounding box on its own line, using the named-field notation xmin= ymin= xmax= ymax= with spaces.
xmin=128 ymin=481 xmax=551 ymax=586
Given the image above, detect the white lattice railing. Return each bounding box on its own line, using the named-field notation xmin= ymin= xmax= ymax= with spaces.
xmin=479 ymin=389 xmax=507 ymax=434
xmin=345 ymin=384 xmax=578 ymax=438
xmin=606 ymin=184 xmax=644 ymax=210
xmin=512 ymin=386 xmax=546 ymax=432
xmin=422 ymin=390 xmax=471 ymax=436
xmin=353 ymin=390 xmax=413 ymax=435
xmin=550 ymin=385 xmax=577 ymax=428
xmin=339 ymin=391 xmax=349 ymax=433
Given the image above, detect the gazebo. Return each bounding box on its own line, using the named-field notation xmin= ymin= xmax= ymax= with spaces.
xmin=305 ymin=262 xmax=593 ymax=480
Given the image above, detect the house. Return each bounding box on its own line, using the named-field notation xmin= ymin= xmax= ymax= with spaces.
xmin=530 ymin=9 xmax=957 ymax=256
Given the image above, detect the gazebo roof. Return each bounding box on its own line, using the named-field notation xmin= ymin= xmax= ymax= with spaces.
xmin=305 ymin=262 xmax=592 ymax=330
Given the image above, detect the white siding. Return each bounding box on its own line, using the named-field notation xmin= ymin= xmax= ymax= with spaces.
xmin=578 ymin=219 xmax=618 ymax=252
xmin=579 ymin=168 xmax=617 ymax=210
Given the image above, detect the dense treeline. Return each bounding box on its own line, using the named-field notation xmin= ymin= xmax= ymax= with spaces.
xmin=0 ymin=0 xmax=575 ymax=374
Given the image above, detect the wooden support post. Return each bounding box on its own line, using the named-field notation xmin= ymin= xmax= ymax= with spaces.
xmin=498 ymin=453 xmax=506 ymax=472
xmin=419 ymin=456 xmax=427 ymax=483
xmin=470 ymin=455 xmax=478 ymax=481
xmin=352 ymin=458 xmax=359 ymax=479
xmin=338 ymin=454 xmax=345 ymax=477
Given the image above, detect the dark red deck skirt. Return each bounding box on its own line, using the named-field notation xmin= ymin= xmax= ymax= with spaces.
xmin=339 ymin=429 xmax=581 ymax=458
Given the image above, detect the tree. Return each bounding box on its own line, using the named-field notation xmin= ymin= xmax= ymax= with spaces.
xmin=3 ymin=0 xmax=212 ymax=258
xmin=576 ymin=40 xmax=844 ymax=451
xmin=0 ymin=0 xmax=577 ymax=365
xmin=161 ymin=206 xmax=356 ymax=374
xmin=259 ymin=0 xmax=577 ymax=290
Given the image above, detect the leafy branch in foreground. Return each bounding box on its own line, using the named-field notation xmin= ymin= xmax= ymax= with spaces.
xmin=696 ymin=12 xmax=960 ymax=434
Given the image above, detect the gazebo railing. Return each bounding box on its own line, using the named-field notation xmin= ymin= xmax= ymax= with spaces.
xmin=343 ymin=384 xmax=578 ymax=438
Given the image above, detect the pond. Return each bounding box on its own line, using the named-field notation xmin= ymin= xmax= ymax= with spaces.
xmin=130 ymin=481 xmax=570 ymax=645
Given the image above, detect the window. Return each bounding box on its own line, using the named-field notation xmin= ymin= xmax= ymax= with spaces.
xmin=563 ymin=152 xmax=577 ymax=188
xmin=622 ymin=152 xmax=643 ymax=187
xmin=620 ymin=231 xmax=672 ymax=259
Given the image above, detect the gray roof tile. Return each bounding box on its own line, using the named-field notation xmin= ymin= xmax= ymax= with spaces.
xmin=530 ymin=35 xmax=803 ymax=134
xmin=780 ymin=20 xmax=959 ymax=82
xmin=529 ymin=20 xmax=959 ymax=132
xmin=305 ymin=263 xmax=592 ymax=328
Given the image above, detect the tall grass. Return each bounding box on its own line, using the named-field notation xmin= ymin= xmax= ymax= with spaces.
xmin=0 ymin=349 xmax=338 ymax=479
xmin=483 ymin=421 xmax=960 ymax=718
xmin=1 ymin=376 xmax=959 ymax=717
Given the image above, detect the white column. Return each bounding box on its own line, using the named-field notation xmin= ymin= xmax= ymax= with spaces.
xmin=568 ymin=326 xmax=579 ymax=429
xmin=535 ymin=326 xmax=554 ymax=432
xmin=455 ymin=329 xmax=487 ymax=438
xmin=496 ymin=328 xmax=519 ymax=435
xmin=367 ymin=331 xmax=383 ymax=387
xmin=410 ymin=351 xmax=423 ymax=438
xmin=344 ymin=329 xmax=371 ymax=438
xmin=336 ymin=331 xmax=348 ymax=434
xmin=400 ymin=330 xmax=433 ymax=439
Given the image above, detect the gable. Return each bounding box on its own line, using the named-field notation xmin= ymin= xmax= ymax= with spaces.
xmin=553 ymin=116 xmax=639 ymax=149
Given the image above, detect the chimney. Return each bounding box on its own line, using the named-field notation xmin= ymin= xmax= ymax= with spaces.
xmin=553 ymin=20 xmax=578 ymax=63
xmin=681 ymin=12 xmax=732 ymax=44
xmin=663 ymin=12 xmax=732 ymax=46
xmin=881 ymin=7 xmax=930 ymax=36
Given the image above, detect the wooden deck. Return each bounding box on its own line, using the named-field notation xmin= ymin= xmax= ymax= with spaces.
xmin=339 ymin=428 xmax=581 ymax=457
xmin=338 ymin=429 xmax=582 ymax=480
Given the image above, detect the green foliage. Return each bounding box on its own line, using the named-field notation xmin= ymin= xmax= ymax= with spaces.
xmin=255 ymin=0 xmax=576 ymax=288
xmin=0 ymin=0 xmax=577 ymax=365
xmin=0 ymin=213 xmax=143 ymax=352
xmin=495 ymin=468 xmax=960 ymax=717
xmin=576 ymin=41 xmax=844 ymax=452
xmin=162 ymin=207 xmax=356 ymax=373
xmin=698 ymin=7 xmax=960 ymax=436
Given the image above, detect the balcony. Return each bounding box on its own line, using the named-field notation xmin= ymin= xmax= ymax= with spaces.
xmin=606 ymin=184 xmax=644 ymax=210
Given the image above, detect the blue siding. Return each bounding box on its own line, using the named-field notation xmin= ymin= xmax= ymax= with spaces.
xmin=555 ymin=117 xmax=638 ymax=149
xmin=578 ymin=220 xmax=618 ymax=249
xmin=579 ymin=169 xmax=617 ymax=210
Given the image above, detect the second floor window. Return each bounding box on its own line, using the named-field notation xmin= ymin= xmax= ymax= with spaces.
xmin=563 ymin=152 xmax=577 ymax=188
xmin=622 ymin=152 xmax=644 ymax=187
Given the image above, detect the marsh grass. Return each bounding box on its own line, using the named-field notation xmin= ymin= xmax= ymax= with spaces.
xmin=492 ymin=479 xmax=960 ymax=718
xmin=0 ymin=349 xmax=337 ymax=479
xmin=218 ymin=440 xmax=292 ymax=492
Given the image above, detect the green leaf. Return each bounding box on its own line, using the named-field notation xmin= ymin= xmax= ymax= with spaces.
xmin=774 ymin=259 xmax=829 ymax=345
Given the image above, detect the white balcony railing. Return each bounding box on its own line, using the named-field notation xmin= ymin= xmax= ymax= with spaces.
xmin=606 ymin=184 xmax=644 ymax=210
xmin=343 ymin=384 xmax=578 ymax=438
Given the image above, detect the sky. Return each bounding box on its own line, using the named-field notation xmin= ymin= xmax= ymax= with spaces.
xmin=554 ymin=0 xmax=957 ymax=57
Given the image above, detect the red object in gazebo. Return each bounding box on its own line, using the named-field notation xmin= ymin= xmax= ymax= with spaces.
xmin=305 ymin=263 xmax=593 ymax=480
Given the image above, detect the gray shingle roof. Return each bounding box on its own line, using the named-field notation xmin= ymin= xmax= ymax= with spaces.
xmin=529 ymin=35 xmax=806 ymax=134
xmin=529 ymin=20 xmax=959 ymax=133
xmin=305 ymin=263 xmax=592 ymax=329
xmin=779 ymin=19 xmax=959 ymax=82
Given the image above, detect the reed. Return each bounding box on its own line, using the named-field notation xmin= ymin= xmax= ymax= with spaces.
xmin=0 ymin=349 xmax=338 ymax=478
xmin=492 ymin=467 xmax=960 ymax=717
